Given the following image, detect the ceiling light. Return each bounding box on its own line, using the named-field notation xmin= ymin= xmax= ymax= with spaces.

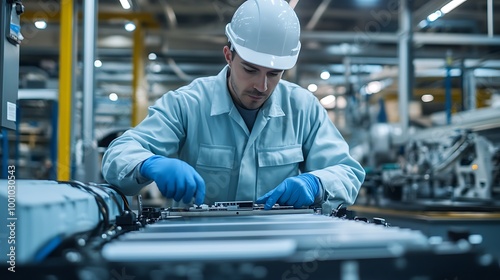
xmin=109 ymin=93 xmax=118 ymax=101
xmin=99 ymin=35 xmax=133 ymax=48
xmin=94 ymin=60 xmax=102 ymax=67
xmin=34 ymin=20 xmax=47 ymax=30
xmin=307 ymin=84 xmax=318 ymax=92
xmin=440 ymin=0 xmax=467 ymax=14
xmin=320 ymin=95 xmax=336 ymax=109
xmin=427 ymin=10 xmax=442 ymax=22
xmin=418 ymin=20 xmax=428 ymax=29
xmin=424 ymin=0 xmax=466 ymax=26
xmin=124 ymin=22 xmax=136 ymax=32
xmin=421 ymin=94 xmax=434 ymax=102
xmin=320 ymin=71 xmax=330 ymax=80
xmin=366 ymin=81 xmax=382 ymax=94
xmin=148 ymin=53 xmax=157 ymax=60
xmin=119 ymin=0 xmax=131 ymax=10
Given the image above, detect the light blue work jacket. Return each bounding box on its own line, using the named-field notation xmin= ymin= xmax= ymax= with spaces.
xmin=102 ymin=66 xmax=365 ymax=211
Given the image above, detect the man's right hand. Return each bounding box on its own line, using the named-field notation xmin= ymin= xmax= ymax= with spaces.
xmin=140 ymin=155 xmax=205 ymax=205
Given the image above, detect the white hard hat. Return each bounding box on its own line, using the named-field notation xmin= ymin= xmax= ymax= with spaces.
xmin=225 ymin=0 xmax=301 ymax=70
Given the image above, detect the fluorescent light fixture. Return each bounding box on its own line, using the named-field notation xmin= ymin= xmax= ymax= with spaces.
xmin=119 ymin=0 xmax=131 ymax=10
xmin=440 ymin=0 xmax=467 ymax=14
xmin=418 ymin=20 xmax=428 ymax=29
xmin=427 ymin=10 xmax=442 ymax=22
xmin=424 ymin=0 xmax=466 ymax=27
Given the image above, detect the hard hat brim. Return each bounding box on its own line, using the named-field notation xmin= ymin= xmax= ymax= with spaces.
xmin=232 ymin=41 xmax=300 ymax=70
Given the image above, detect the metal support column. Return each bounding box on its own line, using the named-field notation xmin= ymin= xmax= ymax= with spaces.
xmin=132 ymin=22 xmax=148 ymax=126
xmin=343 ymin=56 xmax=352 ymax=130
xmin=57 ymin=0 xmax=75 ymax=180
xmin=445 ymin=50 xmax=452 ymax=125
xmin=50 ymin=100 xmax=58 ymax=180
xmin=487 ymin=0 xmax=494 ymax=37
xmin=398 ymin=0 xmax=413 ymax=138
xmin=463 ymin=68 xmax=477 ymax=111
xmin=77 ymin=0 xmax=99 ymax=182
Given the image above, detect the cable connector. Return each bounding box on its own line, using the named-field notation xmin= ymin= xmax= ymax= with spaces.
xmin=115 ymin=210 xmax=139 ymax=231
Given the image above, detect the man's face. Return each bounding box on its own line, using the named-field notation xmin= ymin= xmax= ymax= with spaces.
xmin=223 ymin=46 xmax=284 ymax=110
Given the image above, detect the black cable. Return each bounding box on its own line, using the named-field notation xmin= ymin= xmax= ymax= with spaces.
xmin=75 ymin=181 xmax=111 ymax=230
xmin=92 ymin=183 xmax=132 ymax=212
xmin=90 ymin=183 xmax=125 ymax=215
xmin=58 ymin=180 xmax=110 ymax=235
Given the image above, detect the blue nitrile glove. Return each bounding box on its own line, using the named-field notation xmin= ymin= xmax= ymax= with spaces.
xmin=140 ymin=155 xmax=205 ymax=205
xmin=256 ymin=173 xmax=320 ymax=210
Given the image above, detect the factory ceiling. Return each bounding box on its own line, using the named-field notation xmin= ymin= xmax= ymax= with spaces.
xmin=16 ymin=0 xmax=500 ymax=126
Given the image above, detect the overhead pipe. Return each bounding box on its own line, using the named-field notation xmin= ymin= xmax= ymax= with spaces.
xmin=132 ymin=22 xmax=148 ymax=126
xmin=305 ymin=0 xmax=331 ymax=30
xmin=487 ymin=0 xmax=494 ymax=37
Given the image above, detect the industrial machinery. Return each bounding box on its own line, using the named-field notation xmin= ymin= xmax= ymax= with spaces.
xmin=378 ymin=129 xmax=499 ymax=204
xmin=365 ymin=107 xmax=500 ymax=209
xmin=400 ymin=129 xmax=497 ymax=201
xmin=1 ymin=180 xmax=499 ymax=279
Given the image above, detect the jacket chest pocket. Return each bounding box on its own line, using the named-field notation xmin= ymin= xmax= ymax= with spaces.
xmin=196 ymin=144 xmax=235 ymax=203
xmin=258 ymin=144 xmax=304 ymax=167
xmin=257 ymin=145 xmax=304 ymax=194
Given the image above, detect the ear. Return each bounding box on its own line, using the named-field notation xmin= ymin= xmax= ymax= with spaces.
xmin=223 ymin=46 xmax=232 ymax=65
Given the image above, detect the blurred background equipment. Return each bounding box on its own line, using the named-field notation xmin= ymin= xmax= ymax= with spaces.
xmin=360 ymin=106 xmax=500 ymax=206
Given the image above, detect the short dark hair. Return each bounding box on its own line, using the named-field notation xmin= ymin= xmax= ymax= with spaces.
xmin=227 ymin=42 xmax=236 ymax=61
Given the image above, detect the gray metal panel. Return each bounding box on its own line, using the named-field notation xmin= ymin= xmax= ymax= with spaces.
xmin=102 ymin=213 xmax=430 ymax=262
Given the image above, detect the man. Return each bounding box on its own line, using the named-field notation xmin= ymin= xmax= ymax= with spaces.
xmin=101 ymin=0 xmax=365 ymax=212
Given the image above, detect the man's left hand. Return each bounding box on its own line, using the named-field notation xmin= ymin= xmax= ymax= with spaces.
xmin=256 ymin=174 xmax=320 ymax=210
